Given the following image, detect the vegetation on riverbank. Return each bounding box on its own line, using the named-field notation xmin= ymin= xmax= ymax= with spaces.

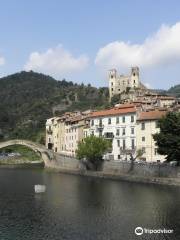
xmin=0 ymin=145 xmax=41 ymax=162
xmin=153 ymin=112 xmax=180 ymax=163
xmin=76 ymin=135 xmax=111 ymax=170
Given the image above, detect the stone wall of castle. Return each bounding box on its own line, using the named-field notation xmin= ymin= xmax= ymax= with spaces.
xmin=109 ymin=67 xmax=140 ymax=100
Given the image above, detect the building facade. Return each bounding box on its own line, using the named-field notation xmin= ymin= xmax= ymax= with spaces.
xmin=109 ymin=67 xmax=140 ymax=100
xmin=89 ymin=104 xmax=137 ymax=161
xmin=46 ymin=111 xmax=90 ymax=156
xmin=46 ymin=106 xmax=168 ymax=162
xmin=136 ymin=110 xmax=167 ymax=162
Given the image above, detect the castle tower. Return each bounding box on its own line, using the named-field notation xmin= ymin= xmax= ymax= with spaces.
xmin=130 ymin=66 xmax=139 ymax=88
xmin=109 ymin=69 xmax=117 ymax=100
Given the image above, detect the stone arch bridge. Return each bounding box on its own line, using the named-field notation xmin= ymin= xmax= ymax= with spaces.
xmin=0 ymin=139 xmax=55 ymax=164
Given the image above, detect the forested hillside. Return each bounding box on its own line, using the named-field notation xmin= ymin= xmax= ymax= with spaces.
xmin=0 ymin=71 xmax=109 ymax=142
xmin=166 ymin=84 xmax=180 ymax=97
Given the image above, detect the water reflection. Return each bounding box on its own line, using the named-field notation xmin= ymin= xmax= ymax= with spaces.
xmin=0 ymin=169 xmax=179 ymax=240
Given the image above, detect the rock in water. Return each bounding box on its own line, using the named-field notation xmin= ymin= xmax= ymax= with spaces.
xmin=34 ymin=185 xmax=46 ymax=193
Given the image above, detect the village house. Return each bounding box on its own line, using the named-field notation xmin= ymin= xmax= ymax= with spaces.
xmin=88 ymin=104 xmax=137 ymax=161
xmin=46 ymin=111 xmax=90 ymax=156
xmin=136 ymin=110 xmax=167 ymax=162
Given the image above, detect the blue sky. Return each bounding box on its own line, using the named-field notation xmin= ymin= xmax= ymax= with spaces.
xmin=0 ymin=0 xmax=180 ymax=89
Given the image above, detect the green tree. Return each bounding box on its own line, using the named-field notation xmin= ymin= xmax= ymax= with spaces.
xmin=153 ymin=112 xmax=180 ymax=163
xmin=76 ymin=135 xmax=111 ymax=170
xmin=111 ymin=94 xmax=120 ymax=105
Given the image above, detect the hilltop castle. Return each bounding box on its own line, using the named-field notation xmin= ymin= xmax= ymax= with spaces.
xmin=108 ymin=67 xmax=146 ymax=101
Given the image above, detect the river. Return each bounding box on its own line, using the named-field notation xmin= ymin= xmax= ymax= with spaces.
xmin=0 ymin=168 xmax=179 ymax=240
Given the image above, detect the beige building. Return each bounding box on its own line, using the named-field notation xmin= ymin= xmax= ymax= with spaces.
xmin=157 ymin=96 xmax=176 ymax=108
xmin=136 ymin=110 xmax=167 ymax=162
xmin=109 ymin=67 xmax=140 ymax=100
xmin=46 ymin=111 xmax=90 ymax=156
xmin=64 ymin=115 xmax=87 ymax=156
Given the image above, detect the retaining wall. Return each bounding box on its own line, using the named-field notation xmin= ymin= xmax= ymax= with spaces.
xmin=45 ymin=153 xmax=180 ymax=178
xmin=103 ymin=161 xmax=180 ymax=178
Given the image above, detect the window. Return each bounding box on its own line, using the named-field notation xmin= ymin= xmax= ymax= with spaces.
xmin=116 ymin=117 xmax=119 ymax=124
xmin=122 ymin=128 xmax=126 ymax=135
xmin=117 ymin=140 xmax=120 ymax=147
xmin=142 ymin=137 xmax=145 ymax=142
xmin=131 ymin=115 xmax=134 ymax=122
xmin=108 ymin=118 xmax=111 ymax=124
xmin=141 ymin=122 xmax=145 ymax=130
xmin=133 ymin=73 xmax=136 ymax=76
xmin=91 ymin=131 xmax=94 ymax=136
xmin=99 ymin=118 xmax=102 ymax=126
xmin=111 ymin=75 xmax=113 ymax=78
xmin=91 ymin=120 xmax=94 ymax=126
xmin=122 ymin=116 xmax=125 ymax=123
xmin=118 ymin=154 xmax=120 ymax=159
xmin=111 ymin=88 xmax=113 ymax=92
xmin=131 ymin=128 xmax=134 ymax=134
xmin=116 ymin=129 xmax=120 ymax=136
xmin=155 ymin=121 xmax=159 ymax=128
xmin=134 ymin=80 xmax=136 ymax=84
xmin=131 ymin=139 xmax=135 ymax=149
xmin=154 ymin=148 xmax=158 ymax=155
xmin=111 ymin=82 xmax=113 ymax=86
xmin=99 ymin=130 xmax=103 ymax=137
xmin=142 ymin=147 xmax=146 ymax=153
xmin=123 ymin=139 xmax=126 ymax=150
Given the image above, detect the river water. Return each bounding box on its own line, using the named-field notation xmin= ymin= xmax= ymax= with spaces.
xmin=0 ymin=168 xmax=179 ymax=240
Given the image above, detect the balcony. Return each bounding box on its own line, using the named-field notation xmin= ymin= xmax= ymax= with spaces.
xmin=103 ymin=132 xmax=114 ymax=139
xmin=96 ymin=124 xmax=104 ymax=129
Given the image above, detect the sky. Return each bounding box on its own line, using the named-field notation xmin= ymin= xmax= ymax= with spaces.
xmin=0 ymin=0 xmax=180 ymax=89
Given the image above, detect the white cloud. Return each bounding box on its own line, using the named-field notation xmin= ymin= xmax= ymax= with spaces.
xmin=95 ymin=22 xmax=180 ymax=71
xmin=0 ymin=56 xmax=5 ymax=66
xmin=24 ymin=45 xmax=89 ymax=76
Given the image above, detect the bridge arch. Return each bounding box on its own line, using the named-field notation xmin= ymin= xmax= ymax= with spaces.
xmin=0 ymin=140 xmax=54 ymax=163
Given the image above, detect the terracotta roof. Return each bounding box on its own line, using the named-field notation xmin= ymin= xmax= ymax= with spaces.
xmin=90 ymin=105 xmax=136 ymax=118
xmin=65 ymin=114 xmax=87 ymax=123
xmin=157 ymin=96 xmax=175 ymax=100
xmin=115 ymin=103 xmax=135 ymax=109
xmin=137 ymin=110 xmax=167 ymax=121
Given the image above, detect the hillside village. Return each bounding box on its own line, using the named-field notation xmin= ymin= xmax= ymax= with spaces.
xmin=46 ymin=67 xmax=180 ymax=162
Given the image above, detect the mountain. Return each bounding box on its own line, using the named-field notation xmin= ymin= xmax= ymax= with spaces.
xmin=0 ymin=71 xmax=109 ymax=142
xmin=166 ymin=84 xmax=180 ymax=97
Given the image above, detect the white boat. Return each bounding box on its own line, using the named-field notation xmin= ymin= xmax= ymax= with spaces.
xmin=34 ymin=185 xmax=46 ymax=193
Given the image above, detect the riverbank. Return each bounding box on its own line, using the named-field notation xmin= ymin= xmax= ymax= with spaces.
xmin=45 ymin=167 xmax=180 ymax=187
xmin=0 ymin=158 xmax=44 ymax=168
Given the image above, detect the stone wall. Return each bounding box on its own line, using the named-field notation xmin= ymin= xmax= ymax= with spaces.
xmin=103 ymin=161 xmax=180 ymax=178
xmin=45 ymin=153 xmax=81 ymax=171
xmin=45 ymin=153 xmax=180 ymax=178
